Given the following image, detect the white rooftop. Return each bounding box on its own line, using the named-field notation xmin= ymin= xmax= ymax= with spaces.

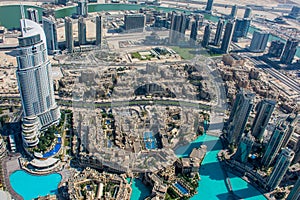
xmin=19 ymin=19 xmax=46 ymax=45
xmin=30 ymin=157 xmax=59 ymax=168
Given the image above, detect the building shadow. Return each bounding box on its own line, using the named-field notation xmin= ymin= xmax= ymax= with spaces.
xmin=131 ymin=179 xmax=151 ymax=200
xmin=216 ymin=192 xmax=239 ymax=200
xmin=208 ymin=122 xmax=224 ymax=131
xmin=232 ymin=187 xmax=264 ymax=199
xmin=200 ymin=161 xmax=226 ymax=181
xmin=178 ymin=137 xmax=221 ymax=157
xmin=5 ymin=50 xmax=18 ymax=57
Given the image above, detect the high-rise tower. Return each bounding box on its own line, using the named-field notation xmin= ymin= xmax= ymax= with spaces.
xmin=77 ymin=0 xmax=88 ymax=17
xmin=289 ymin=6 xmax=300 ymax=19
xmin=220 ymin=20 xmax=235 ymax=53
xmin=96 ymin=14 xmax=103 ymax=47
xmin=249 ymin=31 xmax=269 ymax=53
xmin=261 ymin=121 xmax=286 ymax=167
xmin=251 ymin=99 xmax=276 ymax=141
xmin=78 ymin=16 xmax=87 ymax=45
xmin=267 ymin=148 xmax=294 ymax=191
xmin=169 ymin=12 xmax=187 ymax=44
xmin=42 ymin=16 xmax=58 ymax=55
xmin=16 ymin=19 xmax=60 ymax=133
xmin=213 ymin=19 xmax=224 ymax=46
xmin=230 ymin=5 xmax=238 ymax=19
xmin=244 ymin=7 xmax=252 ymax=18
xmin=234 ymin=133 xmax=254 ymax=163
xmin=281 ymin=114 xmax=298 ymax=149
xmin=287 ymin=175 xmax=300 ymax=200
xmin=233 ymin=18 xmax=251 ymax=41
xmin=202 ymin=24 xmax=211 ymax=48
xmin=64 ymin=17 xmax=74 ymax=53
xmin=205 ymin=0 xmax=214 ymax=12
xmin=189 ymin=18 xmax=198 ymax=46
xmin=27 ymin=8 xmax=39 ymax=23
xmin=124 ymin=14 xmax=145 ymax=32
xmin=268 ymin=40 xmax=285 ymax=58
xmin=226 ymin=90 xmax=255 ymax=145
xmin=280 ymin=39 xmax=299 ymax=64
xmin=293 ymin=138 xmax=300 ymax=164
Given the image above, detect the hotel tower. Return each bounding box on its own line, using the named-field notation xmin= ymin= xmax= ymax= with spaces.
xmin=16 ymin=19 xmax=60 ymax=147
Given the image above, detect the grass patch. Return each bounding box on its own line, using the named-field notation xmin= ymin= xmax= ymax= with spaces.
xmin=131 ymin=52 xmax=154 ymax=60
xmin=171 ymin=46 xmax=212 ymax=60
xmin=171 ymin=46 xmax=223 ymax=59
xmin=131 ymin=52 xmax=141 ymax=59
xmin=64 ymin=138 xmax=70 ymax=147
xmin=171 ymin=46 xmax=195 ymax=60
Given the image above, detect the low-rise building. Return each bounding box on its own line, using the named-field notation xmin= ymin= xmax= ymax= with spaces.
xmin=176 ymin=145 xmax=207 ymax=176
xmin=222 ymin=54 xmax=245 ymax=67
xmin=67 ymin=168 xmax=132 ymax=200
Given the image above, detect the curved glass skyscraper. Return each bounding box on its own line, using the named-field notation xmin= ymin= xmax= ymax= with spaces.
xmin=16 ymin=19 xmax=60 ymax=133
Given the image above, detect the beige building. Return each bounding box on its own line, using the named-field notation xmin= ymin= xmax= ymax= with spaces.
xmin=222 ymin=54 xmax=245 ymax=67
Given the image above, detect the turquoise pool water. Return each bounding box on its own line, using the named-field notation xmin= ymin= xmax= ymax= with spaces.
xmin=130 ymin=178 xmax=151 ymax=200
xmin=228 ymin=172 xmax=265 ymax=200
xmin=175 ymin=134 xmax=266 ymax=200
xmin=9 ymin=135 xmax=265 ymax=200
xmin=9 ymin=170 xmax=62 ymax=200
xmin=126 ymin=177 xmax=132 ymax=184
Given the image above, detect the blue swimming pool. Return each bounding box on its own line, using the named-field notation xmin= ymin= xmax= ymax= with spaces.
xmin=174 ymin=182 xmax=189 ymax=195
xmin=143 ymin=131 xmax=157 ymax=150
xmin=9 ymin=170 xmax=62 ymax=200
xmin=42 ymin=137 xmax=62 ymax=158
xmin=130 ymin=178 xmax=151 ymax=200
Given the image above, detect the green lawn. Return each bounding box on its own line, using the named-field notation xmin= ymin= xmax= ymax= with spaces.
xmin=170 ymin=46 xmax=212 ymax=60
xmin=131 ymin=52 xmax=141 ymax=59
xmin=64 ymin=138 xmax=70 ymax=147
xmin=131 ymin=52 xmax=154 ymax=60
xmin=171 ymin=46 xmax=196 ymax=60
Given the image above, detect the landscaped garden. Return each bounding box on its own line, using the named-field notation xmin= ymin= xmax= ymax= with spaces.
xmin=30 ymin=110 xmax=68 ymax=154
xmin=131 ymin=51 xmax=155 ymax=60
xmin=35 ymin=126 xmax=57 ymax=152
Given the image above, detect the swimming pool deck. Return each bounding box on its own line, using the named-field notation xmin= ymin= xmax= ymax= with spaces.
xmin=2 ymin=155 xmax=23 ymax=200
xmin=2 ymin=152 xmax=69 ymax=200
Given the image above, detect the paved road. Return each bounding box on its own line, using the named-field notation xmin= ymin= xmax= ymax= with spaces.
xmin=106 ymin=31 xmax=169 ymax=40
xmin=192 ymin=55 xmax=227 ymax=136
xmin=60 ymin=98 xmax=228 ymax=113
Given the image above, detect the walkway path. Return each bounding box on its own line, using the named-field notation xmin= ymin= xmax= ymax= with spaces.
xmin=2 ymin=155 xmax=23 ymax=200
